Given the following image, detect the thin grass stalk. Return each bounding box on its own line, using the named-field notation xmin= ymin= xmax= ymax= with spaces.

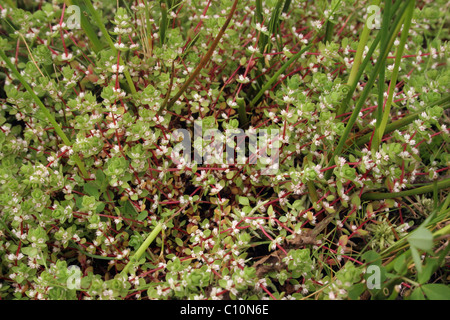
xmin=354 ymin=95 xmax=450 ymax=147
xmin=324 ymin=20 xmax=335 ymax=44
xmin=324 ymin=3 xmax=411 ymax=180
xmin=144 ymin=0 xmax=153 ymax=57
xmin=337 ymin=0 xmax=404 ymax=115
xmin=376 ymin=62 xmax=385 ymax=128
xmin=371 ymin=0 xmax=391 ymax=148
xmin=361 ymin=178 xmax=450 ymax=200
xmin=345 ymin=0 xmax=381 ymax=95
xmin=255 ymin=0 xmax=267 ymax=53
xmin=372 ymin=0 xmax=416 ymax=152
xmin=0 ymin=49 xmax=89 ymax=178
xmin=374 ymin=0 xmax=391 ymax=129
xmin=250 ymin=43 xmax=313 ymax=107
xmin=120 ymin=222 xmax=164 ymax=275
xmin=282 ymin=0 xmax=292 ymax=13
xmin=160 ymin=2 xmax=168 ymax=47
xmin=64 ymin=0 xmax=103 ymax=53
xmin=83 ymin=0 xmax=137 ymax=94
xmin=268 ymin=0 xmax=285 ymax=52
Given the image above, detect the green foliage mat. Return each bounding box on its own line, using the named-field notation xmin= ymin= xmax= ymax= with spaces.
xmin=0 ymin=0 xmax=449 ymax=300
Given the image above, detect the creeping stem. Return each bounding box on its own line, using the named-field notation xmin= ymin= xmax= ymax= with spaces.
xmin=164 ymin=0 xmax=239 ymax=110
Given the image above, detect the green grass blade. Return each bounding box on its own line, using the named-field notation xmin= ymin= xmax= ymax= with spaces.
xmin=255 ymin=0 xmax=268 ymax=54
xmin=372 ymin=0 xmax=415 ymax=152
xmin=0 ymin=49 xmax=89 ymax=178
xmin=338 ymin=0 xmax=403 ymax=115
xmin=120 ymin=222 xmax=164 ymax=275
xmin=160 ymin=2 xmax=168 ymax=47
xmin=345 ymin=0 xmax=381 ymax=91
xmin=65 ymin=0 xmax=103 ymax=53
xmin=361 ymin=178 xmax=450 ymax=200
xmin=355 ymin=97 xmax=450 ymax=147
xmin=83 ymin=0 xmax=137 ymax=94
xmin=324 ymin=2 xmax=410 ymax=180
xmin=374 ymin=0 xmax=391 ymax=130
xmin=165 ymin=0 xmax=239 ymax=110
xmin=268 ymin=0 xmax=285 ymax=52
xmin=250 ymin=43 xmax=313 ymax=107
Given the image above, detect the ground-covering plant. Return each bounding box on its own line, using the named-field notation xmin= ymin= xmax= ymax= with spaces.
xmin=0 ymin=0 xmax=449 ymax=300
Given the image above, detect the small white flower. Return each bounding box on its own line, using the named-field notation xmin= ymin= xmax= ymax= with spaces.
xmin=237 ymin=74 xmax=250 ymax=84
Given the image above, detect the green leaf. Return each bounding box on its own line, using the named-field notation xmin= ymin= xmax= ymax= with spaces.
xmin=421 ymin=284 xmax=450 ymax=300
xmin=268 ymin=205 xmax=274 ymax=216
xmin=175 ymin=237 xmax=183 ymax=247
xmin=96 ymin=202 xmax=106 ymax=213
xmin=362 ymin=250 xmax=382 ymax=266
xmin=84 ymin=182 xmax=100 ymax=200
xmin=137 ymin=210 xmax=148 ymax=221
xmin=408 ymin=287 xmax=425 ymax=300
xmin=408 ymin=227 xmax=434 ymax=251
xmin=410 ymin=246 xmax=423 ymax=274
xmin=21 ymin=246 xmax=38 ymax=258
xmin=418 ymin=258 xmax=439 ymax=284
xmin=347 ymin=283 xmax=366 ymax=300
xmin=350 ymin=193 xmax=361 ymax=207
xmin=393 ymin=252 xmax=408 ymax=276
xmin=96 ymin=169 xmax=108 ymax=192
xmin=239 ymin=197 xmax=250 ymax=206
xmin=123 ymin=200 xmax=138 ymax=218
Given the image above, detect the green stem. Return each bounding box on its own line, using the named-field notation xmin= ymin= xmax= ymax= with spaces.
xmin=337 ymin=0 xmax=405 ymax=115
xmin=372 ymin=0 xmax=415 ymax=152
xmin=354 ymin=95 xmax=450 ymax=147
xmin=65 ymin=0 xmax=103 ymax=53
xmin=374 ymin=0 xmax=391 ymax=128
xmin=268 ymin=0 xmax=285 ymax=52
xmin=433 ymin=223 xmax=450 ymax=239
xmin=144 ymin=0 xmax=153 ymax=56
xmin=324 ymin=2 xmax=409 ymax=180
xmin=120 ymin=222 xmax=164 ymax=275
xmin=324 ymin=20 xmax=335 ymax=44
xmin=0 ymin=49 xmax=89 ymax=179
xmin=160 ymin=2 xmax=168 ymax=47
xmin=83 ymin=0 xmax=137 ymax=94
xmin=376 ymin=61 xmax=385 ymax=128
xmin=361 ymin=178 xmax=450 ymax=200
xmin=250 ymin=43 xmax=313 ymax=107
xmin=255 ymin=0 xmax=267 ymax=53
xmin=346 ymin=0 xmax=381 ymax=90
xmin=282 ymin=0 xmax=292 ymax=13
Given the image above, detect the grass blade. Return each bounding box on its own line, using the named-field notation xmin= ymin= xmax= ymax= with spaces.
xmin=338 ymin=0 xmax=403 ymax=115
xmin=250 ymin=42 xmax=313 ymax=107
xmin=345 ymin=0 xmax=381 ymax=95
xmin=160 ymin=2 xmax=168 ymax=47
xmin=120 ymin=222 xmax=164 ymax=275
xmin=0 ymin=49 xmax=89 ymax=178
xmin=354 ymin=95 xmax=450 ymax=147
xmin=324 ymin=1 xmax=411 ymax=180
xmin=64 ymin=0 xmax=103 ymax=53
xmin=361 ymin=178 xmax=450 ymax=200
xmin=372 ymin=0 xmax=416 ymax=152
xmin=83 ymin=0 xmax=137 ymax=94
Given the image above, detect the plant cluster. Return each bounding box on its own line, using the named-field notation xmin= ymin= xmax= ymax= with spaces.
xmin=0 ymin=0 xmax=449 ymax=300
